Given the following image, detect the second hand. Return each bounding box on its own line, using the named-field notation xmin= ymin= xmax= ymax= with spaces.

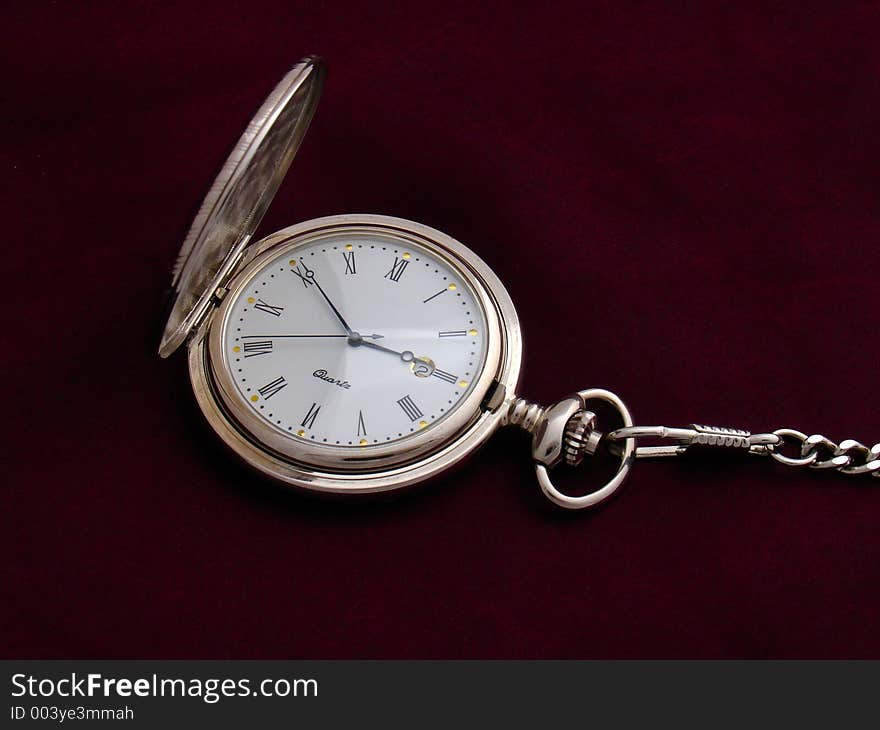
xmin=240 ymin=334 xmax=384 ymax=339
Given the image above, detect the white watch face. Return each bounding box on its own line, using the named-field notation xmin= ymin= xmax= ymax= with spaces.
xmin=220 ymin=233 xmax=489 ymax=448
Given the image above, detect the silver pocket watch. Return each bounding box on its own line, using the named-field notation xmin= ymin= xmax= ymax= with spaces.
xmin=159 ymin=57 xmax=879 ymax=510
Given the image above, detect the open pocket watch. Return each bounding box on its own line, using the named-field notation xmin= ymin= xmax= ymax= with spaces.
xmin=159 ymin=57 xmax=879 ymax=510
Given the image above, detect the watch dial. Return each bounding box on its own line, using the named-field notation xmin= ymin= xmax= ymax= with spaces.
xmin=222 ymin=234 xmax=489 ymax=447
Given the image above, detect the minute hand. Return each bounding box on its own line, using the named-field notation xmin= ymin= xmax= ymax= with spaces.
xmin=296 ymin=260 xmax=353 ymax=334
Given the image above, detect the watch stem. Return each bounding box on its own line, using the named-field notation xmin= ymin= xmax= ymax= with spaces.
xmin=503 ymin=397 xmax=546 ymax=433
xmin=563 ymin=410 xmax=603 ymax=467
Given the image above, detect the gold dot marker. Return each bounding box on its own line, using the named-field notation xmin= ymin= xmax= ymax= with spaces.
xmin=448 ymin=283 xmax=457 ymax=291
xmin=458 ymin=380 xmax=469 ymax=389
xmin=345 ymin=244 xmax=354 ymax=251
xmin=297 ymin=429 xmax=306 ymax=437
xmin=232 ymin=346 xmax=240 ymax=353
xmin=250 ymin=395 xmax=259 ymax=402
xmin=359 ymin=438 xmax=369 ymax=446
xmin=419 ymin=420 xmax=428 ymax=429
xmin=289 ymin=259 xmax=298 ymax=266
xmin=468 ymin=329 xmax=478 ymax=337
xmin=247 ymin=297 xmax=255 ymax=304
xmin=402 ymin=252 xmax=411 ymax=260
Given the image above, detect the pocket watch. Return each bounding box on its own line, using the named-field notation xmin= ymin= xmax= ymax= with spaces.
xmin=159 ymin=57 xmax=879 ymax=510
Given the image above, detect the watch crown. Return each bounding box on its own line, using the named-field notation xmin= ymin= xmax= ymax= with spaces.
xmin=563 ymin=410 xmax=602 ymax=467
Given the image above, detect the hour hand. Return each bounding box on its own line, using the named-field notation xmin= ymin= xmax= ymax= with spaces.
xmin=349 ymin=334 xmax=410 ymax=358
xmin=349 ymin=334 xmax=435 ymax=374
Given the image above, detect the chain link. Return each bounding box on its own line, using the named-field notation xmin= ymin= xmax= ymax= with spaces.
xmin=762 ymin=428 xmax=880 ymax=477
xmin=605 ymin=423 xmax=880 ymax=479
xmin=517 ymin=388 xmax=879 ymax=509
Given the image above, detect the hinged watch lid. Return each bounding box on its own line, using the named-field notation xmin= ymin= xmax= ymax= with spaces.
xmin=158 ymin=56 xmax=325 ymax=358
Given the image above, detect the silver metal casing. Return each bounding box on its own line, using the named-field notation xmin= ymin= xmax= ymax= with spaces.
xmin=159 ymin=58 xmax=324 ymax=358
xmin=188 ymin=214 xmax=522 ymax=494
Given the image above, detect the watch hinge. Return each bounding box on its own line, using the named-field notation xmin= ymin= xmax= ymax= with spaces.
xmin=211 ymin=286 xmax=229 ymax=305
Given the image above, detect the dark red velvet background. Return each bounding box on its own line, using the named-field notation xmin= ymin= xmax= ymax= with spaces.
xmin=3 ymin=1 xmax=878 ymax=659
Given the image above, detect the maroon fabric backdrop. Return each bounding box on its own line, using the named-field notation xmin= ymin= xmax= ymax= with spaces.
xmin=3 ymin=1 xmax=878 ymax=659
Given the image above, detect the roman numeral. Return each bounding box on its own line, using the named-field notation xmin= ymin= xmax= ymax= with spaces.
xmin=432 ymin=369 xmax=457 ymax=384
xmin=423 ymin=288 xmax=446 ymax=303
xmin=243 ymin=340 xmax=273 ymax=358
xmin=301 ymin=402 xmax=321 ymax=429
xmin=438 ymin=330 xmax=467 ymax=338
xmin=343 ymin=250 xmax=356 ymax=275
xmin=384 ymin=257 xmax=409 ymax=283
xmin=396 ymin=395 xmax=423 ymax=422
xmin=254 ymin=299 xmax=284 ymax=316
xmin=292 ymin=263 xmax=315 ymax=288
xmin=357 ymin=410 xmax=367 ymax=437
xmin=257 ymin=376 xmax=287 ymax=400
